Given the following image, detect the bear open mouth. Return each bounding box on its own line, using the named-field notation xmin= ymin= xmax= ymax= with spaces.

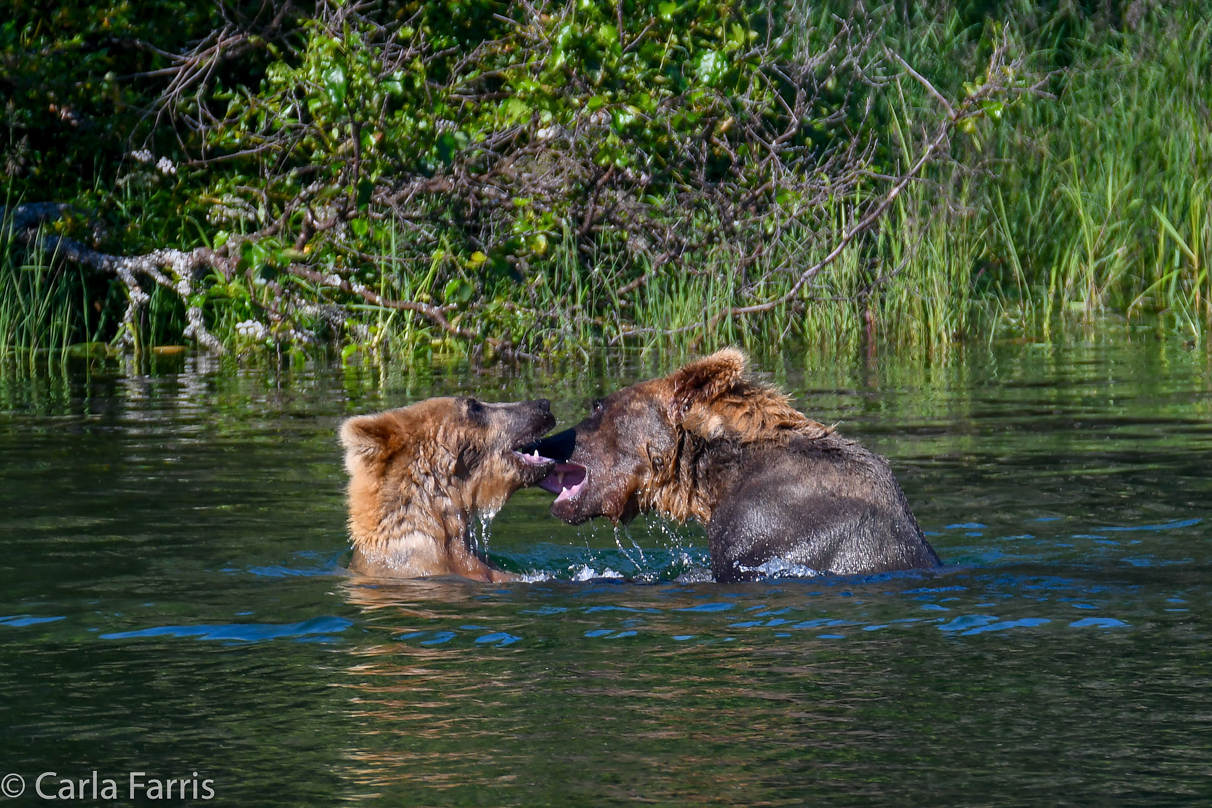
xmin=537 ymin=462 xmax=588 ymax=503
xmin=511 ymin=439 xmax=556 ymax=473
xmin=511 ymin=429 xmax=557 ymax=482
xmin=512 ymin=447 xmax=555 ymax=466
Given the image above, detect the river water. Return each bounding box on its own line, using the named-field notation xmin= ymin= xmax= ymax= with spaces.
xmin=2 ymin=331 xmax=1211 ymax=805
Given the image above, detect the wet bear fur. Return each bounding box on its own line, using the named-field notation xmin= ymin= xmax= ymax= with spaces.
xmin=536 ymin=349 xmax=940 ymax=580
xmin=340 ymin=396 xmax=555 ymax=581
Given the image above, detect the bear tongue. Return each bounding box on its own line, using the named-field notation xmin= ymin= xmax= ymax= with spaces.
xmin=538 ymin=463 xmax=586 ymax=496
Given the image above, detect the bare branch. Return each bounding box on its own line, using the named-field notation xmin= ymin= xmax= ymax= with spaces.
xmin=885 ymin=47 xmax=955 ymax=118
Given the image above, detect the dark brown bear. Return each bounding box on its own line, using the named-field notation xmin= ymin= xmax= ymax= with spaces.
xmin=534 ymin=349 xmax=940 ymax=580
xmin=340 ymin=397 xmax=555 ymax=581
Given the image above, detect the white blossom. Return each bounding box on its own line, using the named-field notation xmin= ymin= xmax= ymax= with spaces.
xmin=234 ymin=319 xmax=269 ymax=340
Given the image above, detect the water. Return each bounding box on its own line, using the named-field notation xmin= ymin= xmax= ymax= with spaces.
xmin=3 ymin=332 xmax=1212 ymax=805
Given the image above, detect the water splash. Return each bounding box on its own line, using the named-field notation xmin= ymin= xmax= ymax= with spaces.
xmin=737 ymin=557 xmax=823 ymax=579
xmin=653 ymin=519 xmax=692 ymax=557
xmin=470 ymin=507 xmax=499 ymax=556
xmin=615 ymin=524 xmax=646 ymax=569
xmin=571 ymin=565 xmax=624 ymax=581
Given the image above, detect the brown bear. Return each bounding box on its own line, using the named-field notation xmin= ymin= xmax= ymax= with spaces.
xmin=533 ymin=349 xmax=940 ymax=581
xmin=339 ymin=396 xmax=555 ymax=581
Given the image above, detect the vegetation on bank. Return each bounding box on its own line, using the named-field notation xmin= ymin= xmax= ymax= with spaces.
xmin=1 ymin=0 xmax=1209 ymax=364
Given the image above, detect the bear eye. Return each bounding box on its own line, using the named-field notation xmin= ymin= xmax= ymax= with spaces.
xmin=591 ymin=398 xmax=605 ymax=413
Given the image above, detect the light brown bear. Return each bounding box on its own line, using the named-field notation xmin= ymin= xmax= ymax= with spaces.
xmin=339 ymin=396 xmax=555 ymax=581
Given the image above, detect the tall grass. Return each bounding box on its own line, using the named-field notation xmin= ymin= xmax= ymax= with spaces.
xmin=979 ymin=6 xmax=1212 ymax=337
xmin=0 ymin=224 xmax=85 ymax=372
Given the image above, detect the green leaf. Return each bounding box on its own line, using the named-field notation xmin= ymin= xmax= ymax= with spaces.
xmin=504 ymin=97 xmax=531 ymax=121
xmin=696 ymin=50 xmax=722 ymax=85
xmin=241 ymin=240 xmax=270 ymax=272
xmin=437 ymin=132 xmax=458 ymax=164
xmin=323 ymin=66 xmax=347 ymax=102
xmin=356 ymin=179 xmax=374 ymax=209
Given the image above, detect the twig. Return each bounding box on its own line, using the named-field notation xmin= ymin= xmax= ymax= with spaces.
xmin=885 ymin=48 xmax=955 ymax=118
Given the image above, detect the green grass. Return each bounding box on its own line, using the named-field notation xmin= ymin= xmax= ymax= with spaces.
xmin=977 ymin=7 xmax=1212 ymax=338
xmin=0 ymin=226 xmax=85 ymax=372
xmin=4 ymin=2 xmax=1210 ymax=363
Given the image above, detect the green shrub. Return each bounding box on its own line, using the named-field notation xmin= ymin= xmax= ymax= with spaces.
xmin=3 ymin=1 xmax=1209 ymax=359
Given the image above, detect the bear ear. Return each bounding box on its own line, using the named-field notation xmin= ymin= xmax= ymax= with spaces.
xmin=667 ymin=348 xmax=747 ymax=425
xmin=340 ymin=411 xmax=406 ymax=467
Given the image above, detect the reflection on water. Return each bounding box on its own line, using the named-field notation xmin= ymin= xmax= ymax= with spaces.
xmin=2 ymin=331 xmax=1212 ymax=805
